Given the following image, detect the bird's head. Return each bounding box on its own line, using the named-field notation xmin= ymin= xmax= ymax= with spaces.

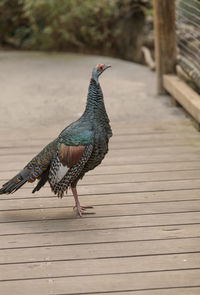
xmin=92 ymin=63 xmax=111 ymax=84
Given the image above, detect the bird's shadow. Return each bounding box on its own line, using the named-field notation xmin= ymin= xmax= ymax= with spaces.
xmin=1 ymin=205 xmax=87 ymax=235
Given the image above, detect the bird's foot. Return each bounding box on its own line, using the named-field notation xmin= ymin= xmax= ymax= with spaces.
xmin=71 ymin=187 xmax=94 ymax=217
xmin=73 ymin=205 xmax=94 ymax=217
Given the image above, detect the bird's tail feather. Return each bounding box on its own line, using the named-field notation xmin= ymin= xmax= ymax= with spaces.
xmin=32 ymin=169 xmax=49 ymax=193
xmin=0 ymin=139 xmax=58 ymax=195
xmin=0 ymin=168 xmax=32 ymax=195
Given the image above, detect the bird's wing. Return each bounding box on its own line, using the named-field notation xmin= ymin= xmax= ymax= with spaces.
xmin=59 ymin=129 xmax=94 ymax=146
xmin=59 ymin=144 xmax=86 ymax=168
xmin=59 ymin=130 xmax=94 ymax=165
xmin=49 ymin=130 xmax=94 ymax=187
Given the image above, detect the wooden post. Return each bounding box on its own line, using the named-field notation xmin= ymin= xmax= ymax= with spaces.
xmin=153 ymin=0 xmax=176 ymax=94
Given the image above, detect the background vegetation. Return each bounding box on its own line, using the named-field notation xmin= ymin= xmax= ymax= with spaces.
xmin=0 ymin=0 xmax=152 ymax=62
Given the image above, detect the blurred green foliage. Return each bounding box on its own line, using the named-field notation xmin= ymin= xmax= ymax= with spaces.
xmin=0 ymin=0 xmax=152 ymax=60
xmin=22 ymin=0 xmax=118 ymax=51
xmin=0 ymin=0 xmax=31 ymax=47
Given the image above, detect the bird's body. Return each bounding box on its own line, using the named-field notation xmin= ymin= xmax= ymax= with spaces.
xmin=0 ymin=64 xmax=112 ymax=216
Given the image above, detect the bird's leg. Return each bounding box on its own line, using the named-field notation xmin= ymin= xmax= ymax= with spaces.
xmin=71 ymin=187 xmax=94 ymax=216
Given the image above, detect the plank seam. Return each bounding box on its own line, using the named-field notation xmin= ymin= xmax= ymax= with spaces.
xmin=1 ymin=198 xmax=200 ymax=212
xmin=0 ymin=222 xmax=200 ymax=237
xmin=2 ymin=187 xmax=200 ymax=202
xmin=1 ymin=235 xmax=200 ymax=251
xmin=54 ymin=285 xmax=200 ymax=295
xmin=1 ymin=251 xmax=200 ymax=265
xmin=1 ymin=267 xmax=200 ymax=283
xmin=2 ymin=159 xmax=200 ymax=172
xmin=1 ymin=209 xmax=200 ymax=224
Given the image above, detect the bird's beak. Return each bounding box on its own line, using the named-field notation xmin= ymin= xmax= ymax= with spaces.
xmin=104 ymin=64 xmax=111 ymax=70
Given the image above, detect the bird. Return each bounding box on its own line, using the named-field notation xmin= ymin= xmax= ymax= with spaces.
xmin=0 ymin=64 xmax=112 ymax=216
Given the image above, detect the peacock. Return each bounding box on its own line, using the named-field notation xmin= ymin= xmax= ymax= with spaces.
xmin=0 ymin=64 xmax=112 ymax=216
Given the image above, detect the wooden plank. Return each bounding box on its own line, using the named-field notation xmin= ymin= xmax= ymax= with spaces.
xmin=164 ymin=74 xmax=200 ymax=124
xmin=0 ymin=121 xmax=196 ymax=141
xmin=0 ymin=237 xmax=200 ymax=264
xmin=110 ymin=121 xmax=195 ymax=132
xmin=0 ymin=121 xmax=195 ymax=142
xmin=0 ymin=252 xmax=199 ymax=281
xmin=0 ymin=211 xmax=199 ymax=235
xmin=1 ymin=136 xmax=200 ymax=153
xmin=0 ymin=199 xmax=200 ymax=223
xmin=0 ymin=269 xmax=200 ymax=295
xmin=2 ymin=136 xmax=199 ymax=150
xmin=2 ymin=178 xmax=200 ymax=200
xmin=2 ymin=169 xmax=200 ymax=187
xmin=0 ymin=131 xmax=200 ymax=147
xmin=2 ymin=161 xmax=200 ymax=179
xmin=87 ymin=287 xmax=200 ymax=295
xmin=88 ymin=161 xmax=200 ymax=175
xmin=2 ymin=153 xmax=200 ymax=171
xmin=1 ymin=143 xmax=200 ymax=157
xmin=0 ymin=224 xmax=200 ymax=250
xmin=71 ymin=169 xmax=200 ymax=185
xmin=1 ymin=189 xmax=200 ymax=211
xmin=1 ymin=145 xmax=200 ymax=165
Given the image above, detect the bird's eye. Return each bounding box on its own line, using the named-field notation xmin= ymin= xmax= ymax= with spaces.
xmin=98 ymin=64 xmax=104 ymax=71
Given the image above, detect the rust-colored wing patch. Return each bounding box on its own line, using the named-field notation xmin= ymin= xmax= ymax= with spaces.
xmin=59 ymin=144 xmax=85 ymax=168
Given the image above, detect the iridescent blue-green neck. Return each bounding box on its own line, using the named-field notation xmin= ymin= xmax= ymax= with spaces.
xmin=83 ymin=78 xmax=110 ymax=125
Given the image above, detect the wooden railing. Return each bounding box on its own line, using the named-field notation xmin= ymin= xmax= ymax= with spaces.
xmin=153 ymin=0 xmax=200 ymax=128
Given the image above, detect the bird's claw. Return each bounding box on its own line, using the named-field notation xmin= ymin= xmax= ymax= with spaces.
xmin=73 ymin=205 xmax=95 ymax=217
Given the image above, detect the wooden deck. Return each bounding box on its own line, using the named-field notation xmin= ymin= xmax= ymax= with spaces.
xmin=0 ymin=120 xmax=200 ymax=294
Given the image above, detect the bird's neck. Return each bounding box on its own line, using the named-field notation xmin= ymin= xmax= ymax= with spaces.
xmin=83 ymin=78 xmax=110 ymax=125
